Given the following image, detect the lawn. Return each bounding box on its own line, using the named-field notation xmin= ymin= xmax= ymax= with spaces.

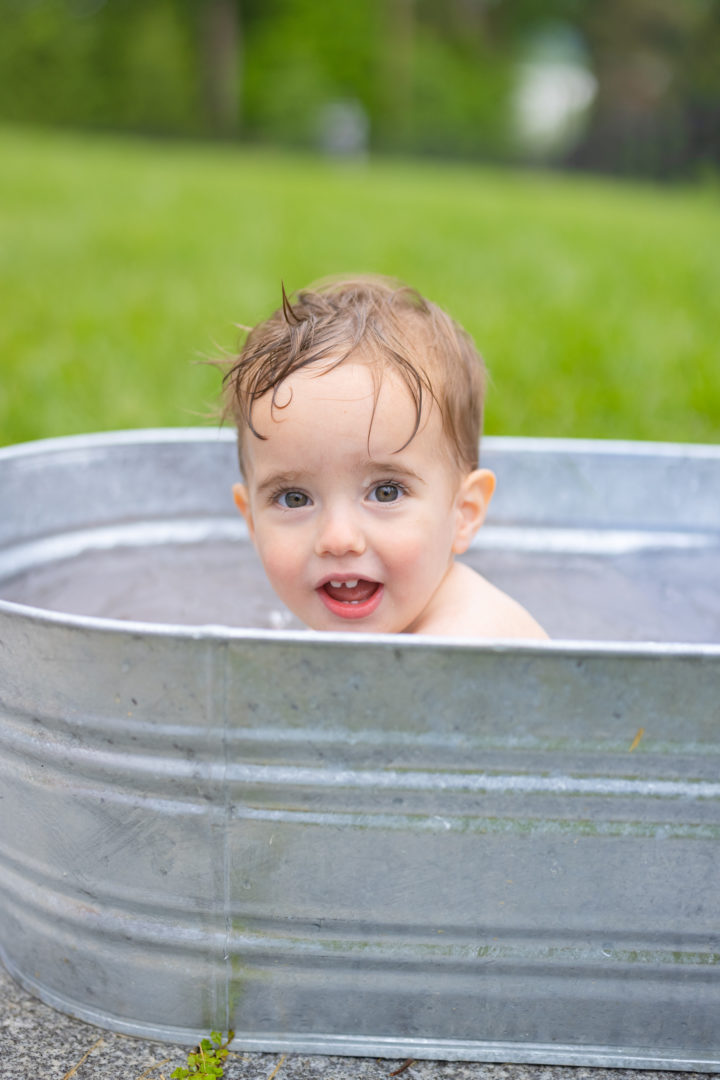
xmin=1 ymin=124 xmax=718 ymax=448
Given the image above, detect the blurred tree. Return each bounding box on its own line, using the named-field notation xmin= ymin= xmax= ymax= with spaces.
xmin=199 ymin=0 xmax=241 ymax=134
xmin=567 ymin=0 xmax=712 ymax=176
xmin=392 ymin=0 xmax=514 ymax=156
xmin=0 ymin=0 xmax=717 ymax=175
xmin=677 ymin=0 xmax=720 ymax=174
xmin=463 ymin=0 xmax=720 ymax=175
xmin=378 ymin=0 xmax=414 ymax=145
xmin=241 ymin=0 xmax=381 ymax=147
xmin=0 ymin=0 xmax=200 ymax=133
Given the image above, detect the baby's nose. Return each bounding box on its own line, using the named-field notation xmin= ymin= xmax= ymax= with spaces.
xmin=314 ymin=506 xmax=366 ymax=557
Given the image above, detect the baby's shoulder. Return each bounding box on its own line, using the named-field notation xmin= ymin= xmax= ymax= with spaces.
xmin=417 ymin=562 xmax=548 ymax=640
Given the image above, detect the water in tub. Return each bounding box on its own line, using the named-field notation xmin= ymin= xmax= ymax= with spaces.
xmin=1 ymin=531 xmax=719 ymax=643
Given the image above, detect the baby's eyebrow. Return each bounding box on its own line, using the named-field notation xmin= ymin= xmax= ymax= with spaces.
xmin=364 ymin=461 xmax=426 ymax=485
xmin=255 ymin=471 xmax=309 ymax=496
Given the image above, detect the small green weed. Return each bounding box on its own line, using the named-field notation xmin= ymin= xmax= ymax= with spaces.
xmin=170 ymin=1030 xmax=235 ymax=1079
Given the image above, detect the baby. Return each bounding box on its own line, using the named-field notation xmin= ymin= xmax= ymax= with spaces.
xmin=222 ymin=275 xmax=546 ymax=640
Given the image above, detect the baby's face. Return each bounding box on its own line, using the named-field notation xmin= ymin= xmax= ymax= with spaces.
xmin=234 ymin=360 xmax=483 ymax=634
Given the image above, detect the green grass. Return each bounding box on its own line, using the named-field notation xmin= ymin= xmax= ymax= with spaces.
xmin=1 ymin=124 xmax=718 ymax=448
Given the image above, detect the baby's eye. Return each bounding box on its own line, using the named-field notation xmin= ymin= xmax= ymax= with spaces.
xmin=277 ymin=490 xmax=310 ymax=508
xmin=370 ymin=483 xmax=403 ymax=504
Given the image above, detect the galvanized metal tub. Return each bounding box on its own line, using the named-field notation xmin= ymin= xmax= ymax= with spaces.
xmin=0 ymin=429 xmax=719 ymax=1071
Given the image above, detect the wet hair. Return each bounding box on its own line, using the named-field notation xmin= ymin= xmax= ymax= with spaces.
xmin=222 ymin=275 xmax=487 ymax=475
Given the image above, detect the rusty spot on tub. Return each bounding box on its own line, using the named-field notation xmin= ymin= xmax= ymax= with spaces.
xmin=629 ymin=728 xmax=645 ymax=752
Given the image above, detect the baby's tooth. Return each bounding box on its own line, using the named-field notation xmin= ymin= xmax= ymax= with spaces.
xmin=345 ymin=579 xmax=358 ymax=588
xmin=330 ymin=580 xmax=343 ymax=588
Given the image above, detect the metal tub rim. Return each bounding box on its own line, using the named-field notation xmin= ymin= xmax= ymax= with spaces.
xmin=2 ymin=594 xmax=720 ymax=660
xmin=2 ymin=424 xmax=720 ymax=460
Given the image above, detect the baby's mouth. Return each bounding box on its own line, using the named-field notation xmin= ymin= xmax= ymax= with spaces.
xmin=322 ymin=578 xmax=380 ymax=605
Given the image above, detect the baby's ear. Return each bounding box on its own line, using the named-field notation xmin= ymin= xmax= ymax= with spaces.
xmin=452 ymin=469 xmax=495 ymax=555
xmin=232 ymin=482 xmax=255 ymax=542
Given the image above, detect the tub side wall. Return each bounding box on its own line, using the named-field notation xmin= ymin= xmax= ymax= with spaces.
xmin=1 ymin=609 xmax=720 ymax=1064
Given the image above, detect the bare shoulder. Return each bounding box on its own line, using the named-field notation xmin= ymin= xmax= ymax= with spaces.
xmin=413 ymin=562 xmax=548 ymax=640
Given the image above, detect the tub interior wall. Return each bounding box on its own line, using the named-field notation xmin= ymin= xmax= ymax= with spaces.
xmin=3 ymin=539 xmax=720 ymax=643
xmin=0 ymin=431 xmax=718 ymax=642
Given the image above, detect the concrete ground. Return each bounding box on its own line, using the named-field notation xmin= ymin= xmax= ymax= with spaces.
xmin=1 ymin=964 xmax=716 ymax=1080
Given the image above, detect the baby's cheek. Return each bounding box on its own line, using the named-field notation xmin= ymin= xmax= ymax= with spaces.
xmin=261 ymin=542 xmax=300 ymax=587
xmin=395 ymin=528 xmax=453 ymax=580
xmin=387 ymin=535 xmax=431 ymax=576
